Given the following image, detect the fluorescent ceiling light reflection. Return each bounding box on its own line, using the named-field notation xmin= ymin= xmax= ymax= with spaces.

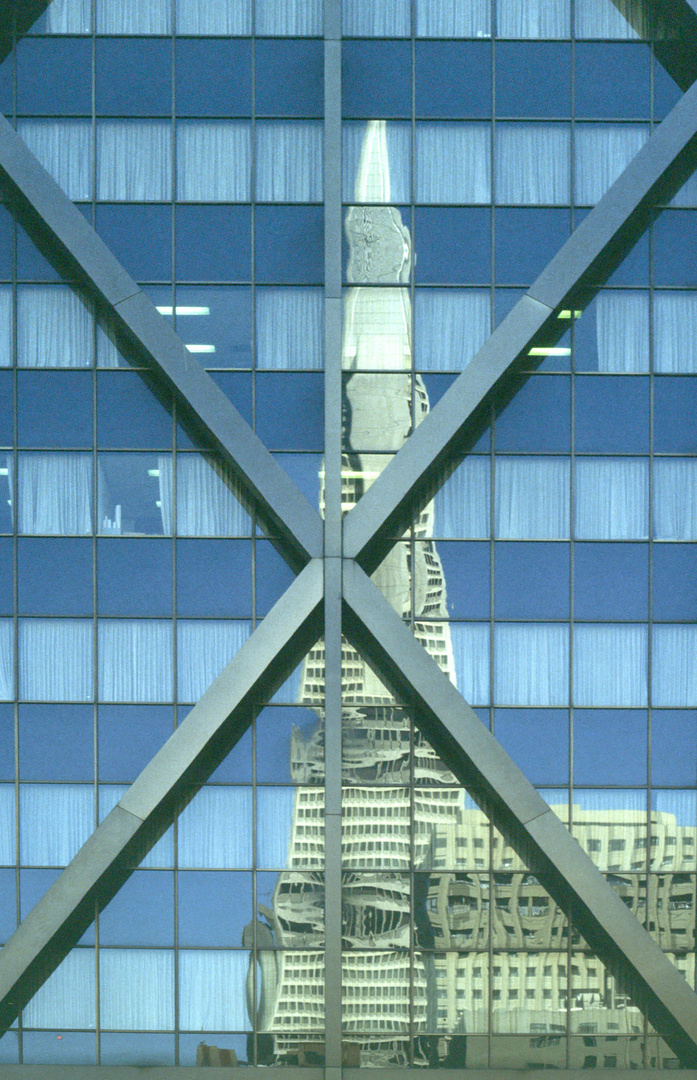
xmin=0 ymin=468 xmax=7 ymax=476
xmin=156 ymin=306 xmax=210 ymax=316
xmin=185 ymin=344 xmax=216 ymax=354
xmin=147 ymin=469 xmax=160 ymax=477
xmin=557 ymin=309 xmax=582 ymax=319
xmin=528 ymin=347 xmax=572 ymax=356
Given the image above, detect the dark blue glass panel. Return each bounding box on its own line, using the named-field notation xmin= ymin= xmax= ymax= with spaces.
xmin=653 ymin=377 xmax=697 ymax=452
xmin=0 ymin=538 xmax=11 ymax=615
xmin=256 ymin=374 xmax=324 ymax=450
xmin=0 ymin=706 xmax=13 ymax=781
xmin=602 ymin=229 xmax=649 ymax=287
xmin=416 ymin=42 xmax=491 ymax=118
xmin=495 ymin=209 xmax=569 ymax=284
xmin=19 ymin=704 xmax=93 ymax=781
xmin=16 ymin=39 xmax=91 ymax=115
xmin=209 ymin=373 xmax=253 ymax=426
xmin=96 ymin=40 xmax=172 ymax=116
xmin=415 ymin=208 xmax=490 ymax=284
xmin=16 ymin=223 xmax=62 ymax=283
xmin=653 ymin=212 xmax=697 ymax=286
xmin=653 ymin=53 xmax=682 ymax=121
xmin=99 ymin=1035 xmax=174 ymax=1067
xmin=495 ymin=709 xmax=568 ymax=785
xmin=22 ymin=1032 xmax=96 ymax=1065
xmin=17 ymin=372 xmax=92 ymax=449
xmin=495 ymin=43 xmax=570 ymax=118
xmin=175 ymin=39 xmax=251 ymax=116
xmin=176 ymin=539 xmax=252 ymax=617
xmin=176 ymin=206 xmax=251 ymax=283
xmin=0 ymin=869 xmax=15 ymax=944
xmin=653 ymin=545 xmax=697 ymax=620
xmin=178 ymin=870 xmax=252 ymax=946
xmin=98 ymin=704 xmax=173 ymax=781
xmin=97 ymin=539 xmax=172 ymax=616
xmin=0 ymin=373 xmax=11 ymax=446
xmin=256 ymin=41 xmax=323 ymax=118
xmin=652 ymin=711 xmax=697 ymax=786
xmin=19 ymin=869 xmax=94 ymax=941
xmin=174 ymin=287 xmax=252 ymax=368
xmin=342 ymin=41 xmax=411 ymax=119
xmin=97 ymin=373 xmax=173 ymax=449
xmin=271 ymin=453 xmax=322 ymax=510
xmin=574 ymin=543 xmax=648 ymax=621
xmin=0 ymin=209 xmax=13 ymax=281
xmin=575 ymin=44 xmax=650 ymax=119
xmin=437 ymin=541 xmax=489 ymax=619
xmin=0 ymin=1032 xmax=18 ymax=1065
xmin=96 ymin=206 xmax=172 ymax=283
xmin=255 ymin=540 xmax=295 ymax=617
xmin=573 ymin=710 xmax=647 ymax=784
xmin=494 ymin=542 xmax=569 ymax=620
xmin=207 ymin=723 xmax=252 ymax=783
xmin=99 ymin=870 xmax=174 ymax=946
xmin=18 ymin=538 xmax=92 ymax=616
xmin=574 ymin=375 xmax=649 ymax=453
xmin=255 ymin=206 xmax=324 ymax=285
xmin=495 ymin=375 xmax=570 ymax=451
xmin=256 ymin=706 xmax=322 ymax=783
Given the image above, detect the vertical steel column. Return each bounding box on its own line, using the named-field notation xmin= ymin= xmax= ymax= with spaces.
xmin=323 ymin=0 xmax=343 ymax=1076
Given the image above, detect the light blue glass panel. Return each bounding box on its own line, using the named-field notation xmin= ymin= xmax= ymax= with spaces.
xmin=176 ymin=122 xmax=251 ymax=202
xmin=573 ymin=624 xmax=648 ymax=707
xmin=451 ymin=623 xmax=490 ymax=705
xmin=179 ymin=951 xmax=251 ymax=1030
xmin=255 ymin=0 xmax=321 ymax=34
xmin=256 ymin=289 xmax=323 ymax=370
xmin=433 ymin=458 xmax=490 ymax=538
xmin=176 ymin=455 xmax=250 ymax=536
xmin=0 ymin=621 xmax=12 ymax=701
xmin=653 ymin=626 xmax=697 ymax=708
xmin=574 ymin=0 xmax=639 ymax=38
xmin=40 ymin=0 xmax=91 ymax=32
xmin=416 ymin=123 xmax=490 ymax=204
xmin=495 ymin=457 xmax=570 ymax=539
xmin=494 ymin=624 xmax=569 ymax=706
xmin=654 ymin=460 xmax=697 ymax=540
xmin=0 ymin=286 xmax=10 ymax=368
xmin=344 ymin=0 xmax=410 ymax=35
xmin=18 ymin=121 xmax=92 ymax=201
xmin=498 ymin=0 xmax=569 ymax=37
xmin=97 ymin=122 xmax=172 ymax=202
xmin=415 ymin=290 xmax=489 ymax=373
xmin=654 ymin=292 xmax=697 ymax=372
xmin=495 ymin=124 xmax=569 ymax=204
xmin=98 ymin=620 xmax=173 ymax=703
xmin=594 ymin=291 xmax=649 ymax=372
xmin=178 ymin=787 xmax=253 ymax=868
xmin=416 ymin=0 xmax=490 ymax=36
xmin=98 ymin=785 xmax=173 ymax=868
xmin=575 ymin=458 xmax=648 ymax=539
xmin=256 ymin=122 xmax=323 ymax=203
xmin=574 ymin=124 xmax=648 ymax=205
xmin=176 ymin=0 xmax=251 ymax=33
xmin=18 ymin=453 xmax=92 ymax=535
xmin=257 ymin=786 xmax=296 ymax=868
xmin=96 ymin=0 xmax=171 ymax=32
xmin=23 ymin=950 xmax=95 ymax=1028
xmin=176 ymin=620 xmax=251 ymax=701
xmin=99 ymin=950 xmax=174 ymax=1030
xmin=17 ymin=286 xmax=92 ymax=368
xmin=19 ymin=619 xmax=93 ymax=701
xmin=19 ymin=784 xmax=93 ymax=865
xmin=0 ymin=785 xmax=14 ymax=864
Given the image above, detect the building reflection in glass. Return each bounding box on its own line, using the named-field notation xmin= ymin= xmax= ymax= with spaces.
xmin=238 ymin=121 xmax=696 ymax=1071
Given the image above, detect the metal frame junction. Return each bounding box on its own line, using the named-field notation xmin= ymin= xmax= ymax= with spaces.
xmin=0 ymin=0 xmax=696 ymax=1073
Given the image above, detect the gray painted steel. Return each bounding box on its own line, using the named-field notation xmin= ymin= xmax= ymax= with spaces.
xmin=343 ymin=74 xmax=697 ymax=571
xmin=341 ymin=562 xmax=697 ymax=1066
xmin=0 ymin=116 xmax=323 ymax=569
xmin=0 ymin=564 xmax=324 ymax=1032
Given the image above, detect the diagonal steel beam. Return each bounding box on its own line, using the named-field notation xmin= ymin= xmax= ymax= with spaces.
xmin=0 ymin=115 xmax=323 ymax=569
xmin=341 ymin=561 xmax=697 ymax=1067
xmin=0 ymin=560 xmax=324 ymax=1033
xmin=343 ymin=74 xmax=697 ymax=573
xmin=609 ymin=0 xmax=697 ymax=89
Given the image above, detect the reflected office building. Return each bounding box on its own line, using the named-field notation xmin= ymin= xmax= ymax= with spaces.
xmin=243 ymin=121 xmax=696 ymax=1071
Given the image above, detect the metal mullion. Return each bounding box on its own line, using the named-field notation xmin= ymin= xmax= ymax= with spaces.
xmin=323 ymin=0 xmax=343 ymax=1072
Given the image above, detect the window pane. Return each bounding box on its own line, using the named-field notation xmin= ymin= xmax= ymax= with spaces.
xmin=176 ymin=122 xmax=250 ymax=203
xmin=573 ymin=625 xmax=648 ymax=708
xmin=495 ymin=124 xmax=569 ymax=204
xmin=97 ymin=122 xmax=171 ymax=201
xmin=256 ymin=122 xmax=322 ymax=203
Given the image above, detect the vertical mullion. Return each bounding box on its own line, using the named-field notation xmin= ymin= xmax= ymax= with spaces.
xmin=324 ymin=0 xmax=343 ymax=1075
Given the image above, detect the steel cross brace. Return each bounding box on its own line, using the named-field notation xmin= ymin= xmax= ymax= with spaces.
xmin=1 ymin=1 xmax=697 ymax=1065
